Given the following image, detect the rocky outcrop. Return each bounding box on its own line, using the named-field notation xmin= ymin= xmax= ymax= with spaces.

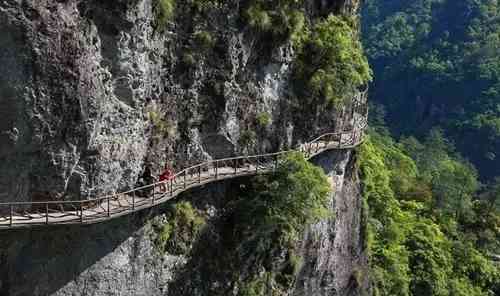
xmin=0 ymin=0 xmax=369 ymax=295
xmin=294 ymin=150 xmax=369 ymax=296
xmin=0 ymin=0 xmax=358 ymax=202
xmin=0 ymin=149 xmax=368 ymax=296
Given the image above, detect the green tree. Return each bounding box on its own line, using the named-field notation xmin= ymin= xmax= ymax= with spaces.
xmin=483 ymin=177 xmax=500 ymax=214
xmin=295 ymin=15 xmax=372 ymax=106
xmin=359 ymin=128 xmax=500 ymax=296
xmin=430 ymin=159 xmax=478 ymax=218
xmin=362 ymin=0 xmax=500 ymax=179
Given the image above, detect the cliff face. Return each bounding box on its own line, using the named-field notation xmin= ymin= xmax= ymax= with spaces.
xmin=0 ymin=150 xmax=368 ymax=296
xmin=0 ymin=0 xmax=359 ymax=202
xmin=0 ymin=0 xmax=368 ymax=295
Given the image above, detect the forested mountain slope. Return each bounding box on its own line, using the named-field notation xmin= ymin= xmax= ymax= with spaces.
xmin=361 ymin=1 xmax=500 ymax=295
xmin=360 ymin=125 xmax=500 ymax=296
xmin=0 ymin=1 xmax=372 ymax=295
xmin=362 ymin=0 xmax=500 ymax=180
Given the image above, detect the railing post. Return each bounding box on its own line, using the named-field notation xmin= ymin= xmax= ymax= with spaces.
xmin=152 ymin=189 xmax=155 ymax=205
xmin=215 ymin=161 xmax=218 ymax=179
xmin=170 ymin=178 xmax=174 ymax=196
xmin=80 ymin=202 xmax=83 ymax=223
xmin=46 ymin=203 xmax=49 ymax=225
xmin=198 ymin=166 xmax=201 ymax=183
xmin=255 ymin=158 xmax=258 ymax=173
xmin=234 ymin=159 xmax=237 ymax=175
xmin=132 ymin=191 xmax=135 ymax=210
xmin=183 ymin=171 xmax=187 ymax=189
xmin=9 ymin=204 xmax=13 ymax=227
xmin=274 ymin=155 xmax=278 ymax=171
xmin=107 ymin=196 xmax=110 ymax=217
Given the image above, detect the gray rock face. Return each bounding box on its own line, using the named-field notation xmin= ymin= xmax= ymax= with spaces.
xmin=294 ymin=150 xmax=369 ymax=296
xmin=0 ymin=0 xmax=359 ymax=202
xmin=0 ymin=150 xmax=367 ymax=296
xmin=0 ymin=0 xmax=368 ymax=295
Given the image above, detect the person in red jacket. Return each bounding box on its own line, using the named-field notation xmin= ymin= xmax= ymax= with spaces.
xmin=159 ymin=166 xmax=174 ymax=192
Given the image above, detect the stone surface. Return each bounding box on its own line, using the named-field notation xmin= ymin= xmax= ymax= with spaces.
xmin=0 ymin=0 xmax=368 ymax=295
xmin=294 ymin=150 xmax=369 ymax=296
xmin=0 ymin=150 xmax=368 ymax=296
xmin=0 ymin=0 xmax=359 ymax=203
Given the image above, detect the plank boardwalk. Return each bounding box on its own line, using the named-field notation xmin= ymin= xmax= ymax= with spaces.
xmin=0 ymin=93 xmax=368 ymax=229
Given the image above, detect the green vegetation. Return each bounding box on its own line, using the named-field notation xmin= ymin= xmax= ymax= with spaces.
xmin=231 ymin=152 xmax=330 ymax=294
xmin=245 ymin=4 xmax=272 ymax=32
xmin=238 ymin=152 xmax=330 ymax=234
xmin=153 ymin=0 xmax=175 ymax=30
xmin=167 ymin=153 xmax=330 ymax=294
xmin=238 ymin=129 xmax=257 ymax=150
xmin=188 ymin=0 xmax=220 ymax=13
xmin=359 ymin=124 xmax=500 ymax=296
xmin=255 ymin=112 xmax=271 ymax=128
xmin=362 ymin=0 xmax=500 ymax=179
xmin=243 ymin=0 xmax=306 ymax=44
xmin=294 ymin=15 xmax=372 ymax=107
xmin=148 ymin=110 xmax=173 ymax=138
xmin=362 ymin=5 xmax=500 ymax=292
xmin=153 ymin=201 xmax=206 ymax=255
xmin=182 ymin=52 xmax=196 ymax=67
xmin=193 ymin=30 xmax=215 ymax=51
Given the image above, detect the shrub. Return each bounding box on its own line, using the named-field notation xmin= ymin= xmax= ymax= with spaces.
xmin=189 ymin=0 xmax=218 ymax=13
xmin=154 ymin=222 xmax=173 ymax=253
xmin=154 ymin=0 xmax=175 ymax=30
xmin=153 ymin=201 xmax=206 ymax=255
xmin=238 ymin=274 xmax=268 ymax=296
xmin=148 ymin=111 xmax=172 ymax=138
xmin=276 ymin=250 xmax=303 ymax=286
xmin=294 ymin=15 xmax=372 ymax=107
xmin=245 ymin=4 xmax=272 ymax=32
xmin=256 ymin=112 xmax=272 ymax=127
xmin=243 ymin=0 xmax=306 ymax=46
xmin=237 ymin=152 xmax=331 ymax=239
xmin=193 ymin=30 xmax=215 ymax=51
xmin=239 ymin=130 xmax=257 ymax=149
xmin=182 ymin=52 xmax=196 ymax=67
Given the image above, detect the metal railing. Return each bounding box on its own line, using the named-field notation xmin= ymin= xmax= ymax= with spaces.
xmin=0 ymin=96 xmax=368 ymax=229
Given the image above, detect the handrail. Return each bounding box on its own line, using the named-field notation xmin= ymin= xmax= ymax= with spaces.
xmin=0 ymin=94 xmax=368 ymax=228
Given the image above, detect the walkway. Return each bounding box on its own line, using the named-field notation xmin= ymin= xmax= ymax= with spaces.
xmin=0 ymin=93 xmax=368 ymax=229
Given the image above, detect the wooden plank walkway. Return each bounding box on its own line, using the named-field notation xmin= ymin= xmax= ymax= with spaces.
xmin=0 ymin=91 xmax=369 ymax=229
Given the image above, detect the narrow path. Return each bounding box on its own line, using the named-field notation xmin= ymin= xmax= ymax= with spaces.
xmin=0 ymin=93 xmax=368 ymax=229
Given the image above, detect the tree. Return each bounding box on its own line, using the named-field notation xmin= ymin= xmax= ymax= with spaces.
xmin=295 ymin=15 xmax=372 ymax=106
xmin=430 ymin=159 xmax=478 ymax=218
xmin=482 ymin=177 xmax=500 ymax=215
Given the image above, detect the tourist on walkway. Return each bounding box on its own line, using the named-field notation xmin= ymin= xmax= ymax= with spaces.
xmin=159 ymin=166 xmax=174 ymax=192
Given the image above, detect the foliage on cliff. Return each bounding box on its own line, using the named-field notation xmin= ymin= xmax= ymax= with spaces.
xmin=362 ymin=0 xmax=500 ymax=179
xmin=295 ymin=15 xmax=372 ymax=106
xmin=243 ymin=0 xmax=373 ymax=107
xmin=153 ymin=201 xmax=206 ymax=255
xmin=159 ymin=153 xmax=330 ymax=295
xmin=154 ymin=0 xmax=175 ymax=29
xmin=359 ymin=125 xmax=500 ymax=296
xmin=226 ymin=152 xmax=330 ymax=295
xmin=243 ymin=0 xmax=306 ymax=42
